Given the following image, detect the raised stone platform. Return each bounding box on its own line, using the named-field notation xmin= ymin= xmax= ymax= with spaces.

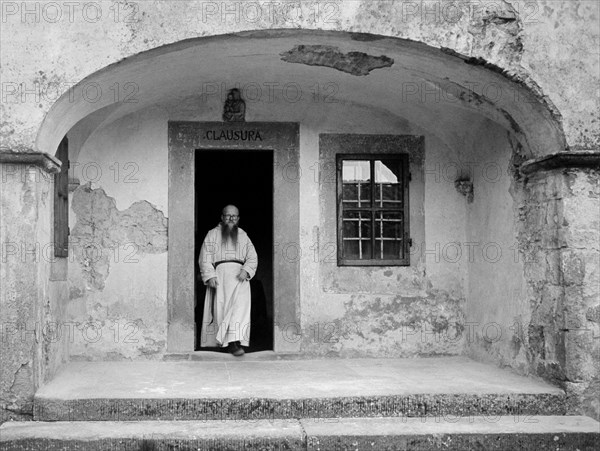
xmin=34 ymin=357 xmax=566 ymax=421
xmin=2 ymin=416 xmax=598 ymax=451
xmin=2 ymin=358 xmax=599 ymax=450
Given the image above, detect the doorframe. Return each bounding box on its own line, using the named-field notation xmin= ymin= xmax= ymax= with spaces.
xmin=167 ymin=121 xmax=300 ymax=353
xmin=193 ymin=148 xmax=274 ymax=352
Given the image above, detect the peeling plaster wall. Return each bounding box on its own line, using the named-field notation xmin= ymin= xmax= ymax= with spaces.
xmin=0 ymin=164 xmax=68 ymax=422
xmin=64 ymin=108 xmax=169 ymax=360
xmin=463 ymin=121 xmax=530 ymax=369
xmin=44 ymin=261 xmax=69 ymax=383
xmin=309 ymin=133 xmax=467 ymax=357
xmin=1 ymin=1 xmax=598 ymax=153
xmin=67 ymin=183 xmax=168 ymax=360
xmin=66 ymin=94 xmax=482 ymax=359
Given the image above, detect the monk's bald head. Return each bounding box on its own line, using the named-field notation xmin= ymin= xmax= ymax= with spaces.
xmin=222 ymin=205 xmax=239 ymax=216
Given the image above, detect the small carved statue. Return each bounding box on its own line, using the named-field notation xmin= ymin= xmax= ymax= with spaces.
xmin=222 ymin=88 xmax=246 ymax=122
xmin=454 ymin=178 xmax=474 ymax=203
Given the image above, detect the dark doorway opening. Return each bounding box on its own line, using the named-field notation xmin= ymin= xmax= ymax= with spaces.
xmin=195 ymin=150 xmax=273 ymax=352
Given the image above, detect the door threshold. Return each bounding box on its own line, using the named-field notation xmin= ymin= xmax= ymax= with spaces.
xmin=164 ymin=351 xmax=302 ymax=361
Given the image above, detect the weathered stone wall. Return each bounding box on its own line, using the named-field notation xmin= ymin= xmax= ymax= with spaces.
xmin=467 ymin=163 xmax=600 ymax=419
xmin=0 ymin=159 xmax=68 ymax=423
xmin=559 ymin=169 xmax=600 ymax=419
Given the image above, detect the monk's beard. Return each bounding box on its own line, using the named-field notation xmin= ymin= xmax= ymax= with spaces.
xmin=220 ymin=223 xmax=238 ymax=248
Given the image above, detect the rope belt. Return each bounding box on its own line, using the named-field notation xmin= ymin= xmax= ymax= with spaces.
xmin=214 ymin=259 xmax=244 ymax=267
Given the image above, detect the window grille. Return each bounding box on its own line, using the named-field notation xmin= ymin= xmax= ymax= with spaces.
xmin=337 ymin=154 xmax=410 ymax=266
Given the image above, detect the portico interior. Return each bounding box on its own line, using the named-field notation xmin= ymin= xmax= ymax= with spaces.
xmin=35 ymin=30 xmax=565 ymax=371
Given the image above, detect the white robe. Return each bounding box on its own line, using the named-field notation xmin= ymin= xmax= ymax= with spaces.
xmin=198 ymin=225 xmax=258 ymax=347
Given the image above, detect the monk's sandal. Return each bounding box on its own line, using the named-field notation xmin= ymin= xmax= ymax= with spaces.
xmin=229 ymin=341 xmax=244 ymax=357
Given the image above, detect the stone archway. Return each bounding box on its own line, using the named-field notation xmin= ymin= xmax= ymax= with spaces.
xmin=7 ymin=28 xmax=595 ymax=423
xmin=32 ymin=32 xmax=567 ymax=359
xmin=35 ymin=30 xmax=565 ymax=161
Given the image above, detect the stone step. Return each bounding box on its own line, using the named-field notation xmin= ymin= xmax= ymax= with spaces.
xmin=34 ymin=358 xmax=567 ymax=421
xmin=1 ymin=416 xmax=598 ymax=450
xmin=35 ymin=393 xmax=567 ymax=422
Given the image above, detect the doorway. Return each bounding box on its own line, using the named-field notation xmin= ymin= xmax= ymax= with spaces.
xmin=194 ymin=150 xmax=274 ymax=352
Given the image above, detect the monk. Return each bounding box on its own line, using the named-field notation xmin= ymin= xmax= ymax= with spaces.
xmin=199 ymin=205 xmax=258 ymax=356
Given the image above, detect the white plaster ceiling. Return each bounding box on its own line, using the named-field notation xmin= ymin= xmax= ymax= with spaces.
xmin=37 ymin=30 xmax=565 ymax=159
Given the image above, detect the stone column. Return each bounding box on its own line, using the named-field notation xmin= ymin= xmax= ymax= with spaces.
xmin=0 ymin=152 xmax=60 ymax=422
xmin=521 ymin=152 xmax=600 ymax=420
xmin=559 ymin=167 xmax=599 ymax=419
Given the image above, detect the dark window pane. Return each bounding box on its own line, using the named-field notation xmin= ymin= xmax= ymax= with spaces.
xmin=342 ymin=182 xmax=358 ymax=206
xmin=342 ymin=211 xmax=372 ymax=260
xmin=375 ymin=160 xmax=402 ymax=208
xmin=381 ymin=240 xmax=403 ymax=260
xmin=374 ymin=211 xmax=403 ymax=260
xmin=359 ymin=181 xmax=371 ymax=206
xmin=343 ymin=240 xmax=359 ymax=260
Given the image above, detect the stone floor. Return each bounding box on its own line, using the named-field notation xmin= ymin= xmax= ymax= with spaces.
xmin=36 ymin=355 xmax=562 ymax=400
xmin=3 ymin=356 xmax=599 ymax=450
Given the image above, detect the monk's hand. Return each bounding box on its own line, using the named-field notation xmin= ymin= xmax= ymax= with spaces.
xmin=207 ymin=277 xmax=219 ymax=289
xmin=237 ymin=269 xmax=249 ymax=281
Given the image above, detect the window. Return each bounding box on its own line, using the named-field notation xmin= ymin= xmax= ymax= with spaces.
xmin=337 ymin=154 xmax=410 ymax=266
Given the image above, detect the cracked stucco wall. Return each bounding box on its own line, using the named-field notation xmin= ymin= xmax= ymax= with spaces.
xmin=65 ymin=94 xmax=474 ymax=359
xmin=0 ymin=163 xmax=68 ymax=423
xmin=280 ymin=44 xmax=394 ymax=75
xmin=63 ymin=107 xmax=169 ymax=361
xmin=0 ymin=1 xmax=598 ymax=153
xmin=71 ymin=184 xmax=167 ymax=291
xmin=67 ymin=182 xmax=168 ymax=360
xmin=306 ymin=126 xmax=469 ymax=357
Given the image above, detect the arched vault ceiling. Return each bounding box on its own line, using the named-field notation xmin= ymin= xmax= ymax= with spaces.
xmin=38 ymin=30 xmax=565 ymax=158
